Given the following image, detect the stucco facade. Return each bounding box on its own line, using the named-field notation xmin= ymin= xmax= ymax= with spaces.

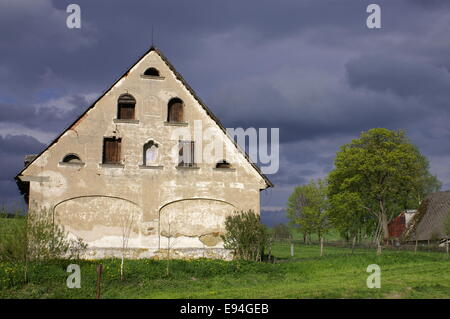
xmin=16 ymin=47 xmax=272 ymax=259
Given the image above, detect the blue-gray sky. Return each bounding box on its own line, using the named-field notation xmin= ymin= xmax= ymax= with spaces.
xmin=1 ymin=0 xmax=450 ymax=224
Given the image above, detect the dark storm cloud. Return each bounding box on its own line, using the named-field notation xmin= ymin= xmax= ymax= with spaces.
xmin=0 ymin=134 xmax=45 ymax=156
xmin=0 ymin=135 xmax=46 ymax=180
xmin=346 ymin=55 xmax=450 ymax=100
xmin=1 ymin=0 xmax=450 ymax=213
xmin=0 ymin=93 xmax=92 ymax=132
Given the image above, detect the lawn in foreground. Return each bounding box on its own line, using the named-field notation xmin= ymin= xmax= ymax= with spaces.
xmin=0 ymin=244 xmax=448 ymax=298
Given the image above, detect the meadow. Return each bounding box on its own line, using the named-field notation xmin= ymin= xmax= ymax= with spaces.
xmin=0 ymin=241 xmax=449 ymax=299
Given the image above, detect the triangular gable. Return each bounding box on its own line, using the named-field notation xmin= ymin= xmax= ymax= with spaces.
xmin=16 ymin=46 xmax=273 ymax=189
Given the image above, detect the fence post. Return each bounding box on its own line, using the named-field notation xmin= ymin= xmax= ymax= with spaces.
xmin=96 ymin=264 xmax=103 ymax=299
xmin=290 ymin=242 xmax=294 ymax=257
xmin=447 ymin=236 xmax=449 ymax=257
xmin=320 ymin=237 xmax=324 ymax=257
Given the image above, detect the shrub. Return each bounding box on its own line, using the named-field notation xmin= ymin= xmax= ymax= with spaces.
xmin=0 ymin=208 xmax=87 ymax=263
xmin=221 ymin=210 xmax=269 ymax=261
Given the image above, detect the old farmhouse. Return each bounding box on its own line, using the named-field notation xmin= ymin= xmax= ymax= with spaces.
xmin=15 ymin=47 xmax=272 ymax=259
xmin=404 ymin=191 xmax=450 ymax=243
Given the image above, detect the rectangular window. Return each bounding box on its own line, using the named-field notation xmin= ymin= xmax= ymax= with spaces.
xmin=103 ymin=137 xmax=121 ymax=164
xmin=178 ymin=140 xmax=195 ymax=167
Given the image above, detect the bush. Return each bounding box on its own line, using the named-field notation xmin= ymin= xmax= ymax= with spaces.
xmin=0 ymin=208 xmax=87 ymax=263
xmin=221 ymin=210 xmax=269 ymax=261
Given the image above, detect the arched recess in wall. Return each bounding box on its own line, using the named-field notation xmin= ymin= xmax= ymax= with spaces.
xmin=143 ymin=140 xmax=159 ymax=166
xmin=53 ymin=195 xmax=142 ymax=242
xmin=62 ymin=153 xmax=83 ymax=164
xmin=158 ymin=198 xmax=236 ymax=248
xmin=144 ymin=67 xmax=160 ymax=77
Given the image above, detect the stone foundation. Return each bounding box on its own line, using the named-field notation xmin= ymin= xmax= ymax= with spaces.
xmin=82 ymin=247 xmax=233 ymax=260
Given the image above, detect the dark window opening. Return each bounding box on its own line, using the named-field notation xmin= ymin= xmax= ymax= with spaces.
xmin=143 ymin=140 xmax=158 ymax=166
xmin=178 ymin=140 xmax=195 ymax=167
xmin=144 ymin=67 xmax=160 ymax=77
xmin=216 ymin=160 xmax=231 ymax=169
xmin=62 ymin=154 xmax=82 ymax=164
xmin=103 ymin=137 xmax=122 ymax=164
xmin=117 ymin=94 xmax=136 ymax=120
xmin=168 ymin=98 xmax=183 ymax=123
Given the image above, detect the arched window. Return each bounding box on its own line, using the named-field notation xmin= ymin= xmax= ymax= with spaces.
xmin=62 ymin=154 xmax=82 ymax=164
xmin=144 ymin=67 xmax=160 ymax=77
xmin=216 ymin=160 xmax=231 ymax=169
xmin=167 ymin=98 xmax=183 ymax=123
xmin=117 ymin=94 xmax=136 ymax=120
xmin=143 ymin=141 xmax=158 ymax=166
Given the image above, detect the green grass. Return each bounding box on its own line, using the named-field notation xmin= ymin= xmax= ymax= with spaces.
xmin=1 ymin=242 xmax=449 ymax=299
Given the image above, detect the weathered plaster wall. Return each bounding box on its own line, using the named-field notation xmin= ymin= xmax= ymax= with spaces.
xmin=20 ymin=50 xmax=267 ymax=259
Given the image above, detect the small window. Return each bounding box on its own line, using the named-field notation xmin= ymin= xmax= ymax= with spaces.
xmin=216 ymin=160 xmax=231 ymax=169
xmin=103 ymin=137 xmax=122 ymax=164
xmin=178 ymin=140 xmax=195 ymax=167
xmin=143 ymin=141 xmax=158 ymax=166
xmin=168 ymin=98 xmax=183 ymax=123
xmin=62 ymin=154 xmax=82 ymax=164
xmin=144 ymin=67 xmax=160 ymax=77
xmin=117 ymin=94 xmax=136 ymax=120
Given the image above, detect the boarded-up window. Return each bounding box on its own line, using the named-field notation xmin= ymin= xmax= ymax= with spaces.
xmin=178 ymin=140 xmax=195 ymax=167
xmin=168 ymin=98 xmax=183 ymax=122
xmin=117 ymin=94 xmax=136 ymax=120
xmin=103 ymin=137 xmax=121 ymax=164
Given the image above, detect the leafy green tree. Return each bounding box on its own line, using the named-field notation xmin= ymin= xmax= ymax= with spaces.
xmin=328 ymin=128 xmax=440 ymax=242
xmin=329 ymin=191 xmax=368 ymax=242
xmin=287 ymin=179 xmax=330 ymax=242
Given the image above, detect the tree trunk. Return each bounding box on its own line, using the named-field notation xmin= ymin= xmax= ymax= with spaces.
xmin=120 ymin=256 xmax=124 ymax=281
xmin=376 ymin=239 xmax=382 ymax=255
xmin=351 ymin=236 xmax=356 ymax=254
xmin=380 ymin=204 xmax=389 ymax=241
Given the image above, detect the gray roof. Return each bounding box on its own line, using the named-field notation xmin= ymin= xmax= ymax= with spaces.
xmin=404 ymin=190 xmax=450 ymax=241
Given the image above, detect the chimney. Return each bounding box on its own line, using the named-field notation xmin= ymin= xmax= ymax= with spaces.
xmin=24 ymin=154 xmax=38 ymax=167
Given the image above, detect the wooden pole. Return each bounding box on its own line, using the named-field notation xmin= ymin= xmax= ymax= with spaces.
xmin=351 ymin=236 xmax=356 ymax=254
xmin=415 ymin=229 xmax=418 ymax=254
xmin=320 ymin=237 xmax=324 ymax=257
xmin=96 ymin=264 xmax=103 ymax=299
xmin=290 ymin=243 xmax=294 ymax=257
xmin=446 ymin=236 xmax=449 ymax=257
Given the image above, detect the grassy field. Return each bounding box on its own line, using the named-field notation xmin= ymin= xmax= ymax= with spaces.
xmin=0 ymin=242 xmax=449 ymax=299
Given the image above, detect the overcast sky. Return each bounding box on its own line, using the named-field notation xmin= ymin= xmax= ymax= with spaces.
xmin=1 ymin=0 xmax=450 ymax=223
